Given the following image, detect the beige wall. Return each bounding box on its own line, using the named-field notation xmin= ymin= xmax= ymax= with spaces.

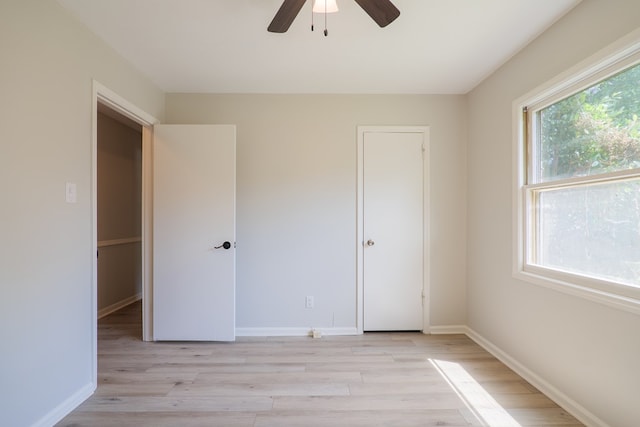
xmin=166 ymin=94 xmax=468 ymax=331
xmin=5 ymin=0 xmax=639 ymax=425
xmin=467 ymin=0 xmax=640 ymax=425
xmin=0 ymin=1 xmax=164 ymax=426
xmin=97 ymin=112 xmax=142 ymax=312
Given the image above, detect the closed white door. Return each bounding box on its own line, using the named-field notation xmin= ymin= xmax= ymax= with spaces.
xmin=363 ymin=131 xmax=424 ymax=331
xmin=153 ymin=125 xmax=236 ymax=341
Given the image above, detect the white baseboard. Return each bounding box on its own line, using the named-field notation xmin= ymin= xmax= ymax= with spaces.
xmin=98 ymin=293 xmax=142 ymax=319
xmin=464 ymin=327 xmax=608 ymax=427
xmin=428 ymin=325 xmax=468 ymax=335
xmin=31 ymin=382 xmax=94 ymax=427
xmin=236 ymin=327 xmax=359 ymax=337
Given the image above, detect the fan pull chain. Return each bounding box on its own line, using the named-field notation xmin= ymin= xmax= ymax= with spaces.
xmin=324 ymin=0 xmax=328 ymax=36
xmin=310 ymin=0 xmax=330 ymax=36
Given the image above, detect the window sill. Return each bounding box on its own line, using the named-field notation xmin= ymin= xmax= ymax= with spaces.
xmin=514 ymin=267 xmax=640 ymax=316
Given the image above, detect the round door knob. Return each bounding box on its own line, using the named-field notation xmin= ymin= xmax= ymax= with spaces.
xmin=366 ymin=239 xmax=375 ymax=246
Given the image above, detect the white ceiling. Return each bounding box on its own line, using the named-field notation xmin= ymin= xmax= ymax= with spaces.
xmin=57 ymin=0 xmax=581 ymax=94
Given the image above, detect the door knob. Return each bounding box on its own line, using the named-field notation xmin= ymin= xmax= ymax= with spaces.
xmin=214 ymin=241 xmax=232 ymax=250
xmin=366 ymin=239 xmax=375 ymax=246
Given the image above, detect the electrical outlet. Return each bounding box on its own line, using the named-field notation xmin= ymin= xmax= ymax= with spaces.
xmin=305 ymin=296 xmax=314 ymax=308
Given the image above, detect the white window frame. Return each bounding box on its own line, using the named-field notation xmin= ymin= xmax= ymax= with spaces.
xmin=513 ymin=28 xmax=640 ymax=315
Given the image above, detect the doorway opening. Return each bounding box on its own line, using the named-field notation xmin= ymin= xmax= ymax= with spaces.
xmin=96 ymin=104 xmax=143 ymax=330
xmin=91 ymin=81 xmax=158 ymax=386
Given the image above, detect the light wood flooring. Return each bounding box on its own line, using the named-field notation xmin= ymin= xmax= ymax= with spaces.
xmin=58 ymin=302 xmax=582 ymax=426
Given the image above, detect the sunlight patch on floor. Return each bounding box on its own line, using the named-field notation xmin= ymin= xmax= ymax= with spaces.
xmin=430 ymin=359 xmax=522 ymax=427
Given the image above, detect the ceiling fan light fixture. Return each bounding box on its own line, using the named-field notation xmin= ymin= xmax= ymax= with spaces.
xmin=268 ymin=0 xmax=399 ymax=34
xmin=312 ymin=0 xmax=339 ymax=14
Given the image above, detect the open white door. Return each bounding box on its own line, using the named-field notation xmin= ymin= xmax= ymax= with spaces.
xmin=153 ymin=125 xmax=236 ymax=341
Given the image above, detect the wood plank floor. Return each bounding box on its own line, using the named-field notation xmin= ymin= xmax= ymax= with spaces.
xmin=57 ymin=302 xmax=582 ymax=426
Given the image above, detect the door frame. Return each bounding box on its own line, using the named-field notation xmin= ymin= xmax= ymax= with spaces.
xmin=91 ymin=81 xmax=159 ymax=382
xmin=356 ymin=126 xmax=430 ymax=334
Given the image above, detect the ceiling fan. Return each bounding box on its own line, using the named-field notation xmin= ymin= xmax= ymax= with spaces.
xmin=268 ymin=0 xmax=400 ymax=33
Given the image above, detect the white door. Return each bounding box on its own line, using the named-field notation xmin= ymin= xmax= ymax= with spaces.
xmin=153 ymin=125 xmax=236 ymax=341
xmin=362 ymin=131 xmax=424 ymax=331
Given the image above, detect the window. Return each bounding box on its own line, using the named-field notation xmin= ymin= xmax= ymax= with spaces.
xmin=515 ymin=36 xmax=640 ymax=313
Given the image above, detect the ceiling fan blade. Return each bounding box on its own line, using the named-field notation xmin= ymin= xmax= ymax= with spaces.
xmin=353 ymin=0 xmax=400 ymax=27
xmin=268 ymin=0 xmax=308 ymax=33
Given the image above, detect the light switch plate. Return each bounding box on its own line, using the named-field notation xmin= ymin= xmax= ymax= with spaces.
xmin=65 ymin=182 xmax=77 ymax=203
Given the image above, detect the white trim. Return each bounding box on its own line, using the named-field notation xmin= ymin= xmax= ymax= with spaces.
xmin=31 ymin=382 xmax=94 ymax=427
xmin=235 ymin=327 xmax=359 ymax=337
xmin=98 ymin=293 xmax=142 ymax=319
xmin=465 ymin=327 xmax=608 ymax=427
xmin=428 ymin=325 xmax=468 ymax=335
xmin=519 ymin=28 xmax=640 ymax=111
xmin=97 ymin=236 xmax=142 ymax=247
xmin=94 ymin=83 xmax=158 ymax=126
xmin=525 ymin=168 xmax=640 ymax=191
xmin=512 ymin=28 xmax=640 ymax=316
xmin=141 ymin=126 xmax=154 ymax=342
xmin=517 ymin=269 xmax=640 ymax=315
xmin=90 ymin=83 xmax=99 ymax=403
xmin=356 ymin=126 xmax=431 ymax=334
xmin=91 ymin=81 xmax=159 ymax=393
